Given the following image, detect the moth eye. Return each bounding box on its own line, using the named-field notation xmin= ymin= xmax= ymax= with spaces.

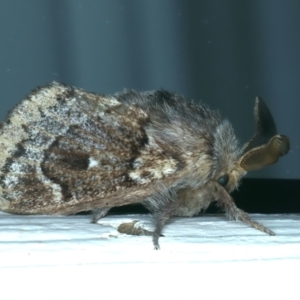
xmin=217 ymin=174 xmax=229 ymax=187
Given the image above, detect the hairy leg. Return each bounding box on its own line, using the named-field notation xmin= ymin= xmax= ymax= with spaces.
xmin=144 ymin=188 xmax=179 ymax=249
xmin=215 ymin=184 xmax=274 ymax=235
xmin=91 ymin=207 xmax=111 ymax=223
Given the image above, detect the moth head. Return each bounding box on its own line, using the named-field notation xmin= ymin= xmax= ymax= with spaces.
xmin=214 ymin=97 xmax=290 ymax=192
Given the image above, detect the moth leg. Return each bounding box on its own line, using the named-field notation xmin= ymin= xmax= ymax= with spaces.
xmin=91 ymin=207 xmax=111 ymax=223
xmin=152 ymin=209 xmax=175 ymax=250
xmin=145 ymin=188 xmax=179 ymax=250
xmin=217 ymin=191 xmax=275 ymax=235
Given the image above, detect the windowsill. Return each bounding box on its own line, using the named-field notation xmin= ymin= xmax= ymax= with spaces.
xmin=0 ymin=211 xmax=299 ymax=299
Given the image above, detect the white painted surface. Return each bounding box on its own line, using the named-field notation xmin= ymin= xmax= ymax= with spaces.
xmin=0 ymin=212 xmax=299 ymax=300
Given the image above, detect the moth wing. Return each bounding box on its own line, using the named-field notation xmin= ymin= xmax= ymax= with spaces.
xmin=0 ymin=82 xmax=179 ymax=214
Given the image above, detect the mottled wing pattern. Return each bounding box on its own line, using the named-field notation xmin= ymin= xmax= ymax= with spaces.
xmin=0 ymin=82 xmax=180 ymax=214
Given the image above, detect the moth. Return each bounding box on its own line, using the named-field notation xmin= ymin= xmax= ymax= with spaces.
xmin=0 ymin=82 xmax=290 ymax=249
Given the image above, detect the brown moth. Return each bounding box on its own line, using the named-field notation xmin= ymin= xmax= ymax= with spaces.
xmin=0 ymin=82 xmax=290 ymax=249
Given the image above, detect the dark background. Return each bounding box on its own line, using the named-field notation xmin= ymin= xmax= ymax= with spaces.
xmin=0 ymin=1 xmax=299 ymax=212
